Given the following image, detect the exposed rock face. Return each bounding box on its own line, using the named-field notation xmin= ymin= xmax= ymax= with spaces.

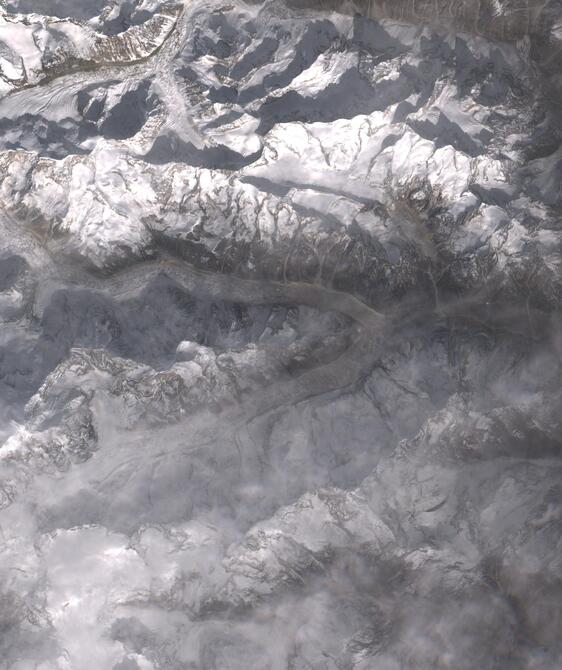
xmin=288 ymin=0 xmax=544 ymax=39
xmin=0 ymin=1 xmax=560 ymax=669
xmin=0 ymin=5 xmax=179 ymax=93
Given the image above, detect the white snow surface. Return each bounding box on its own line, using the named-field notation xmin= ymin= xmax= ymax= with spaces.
xmin=0 ymin=1 xmax=560 ymax=669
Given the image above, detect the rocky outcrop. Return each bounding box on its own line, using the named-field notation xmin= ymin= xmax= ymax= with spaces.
xmin=0 ymin=4 xmax=179 ymax=93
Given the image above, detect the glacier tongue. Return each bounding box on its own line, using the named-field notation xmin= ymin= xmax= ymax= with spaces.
xmin=0 ymin=1 xmax=560 ymax=669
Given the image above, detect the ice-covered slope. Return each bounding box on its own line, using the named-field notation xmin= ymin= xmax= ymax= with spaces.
xmin=0 ymin=1 xmax=560 ymax=669
xmin=0 ymin=4 xmax=179 ymax=94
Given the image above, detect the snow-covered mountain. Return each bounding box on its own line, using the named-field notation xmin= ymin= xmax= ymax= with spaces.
xmin=0 ymin=1 xmax=560 ymax=668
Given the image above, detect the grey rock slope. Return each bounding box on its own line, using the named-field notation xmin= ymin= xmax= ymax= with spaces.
xmin=0 ymin=1 xmax=560 ymax=669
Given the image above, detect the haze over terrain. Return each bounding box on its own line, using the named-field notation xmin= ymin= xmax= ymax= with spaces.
xmin=0 ymin=0 xmax=560 ymax=668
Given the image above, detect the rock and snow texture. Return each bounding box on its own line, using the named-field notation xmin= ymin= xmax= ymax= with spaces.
xmin=0 ymin=0 xmax=561 ymax=668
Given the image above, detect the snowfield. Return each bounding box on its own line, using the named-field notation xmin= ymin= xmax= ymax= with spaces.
xmin=0 ymin=1 xmax=560 ymax=669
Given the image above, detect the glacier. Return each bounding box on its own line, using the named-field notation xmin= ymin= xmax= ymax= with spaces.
xmin=0 ymin=1 xmax=560 ymax=668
